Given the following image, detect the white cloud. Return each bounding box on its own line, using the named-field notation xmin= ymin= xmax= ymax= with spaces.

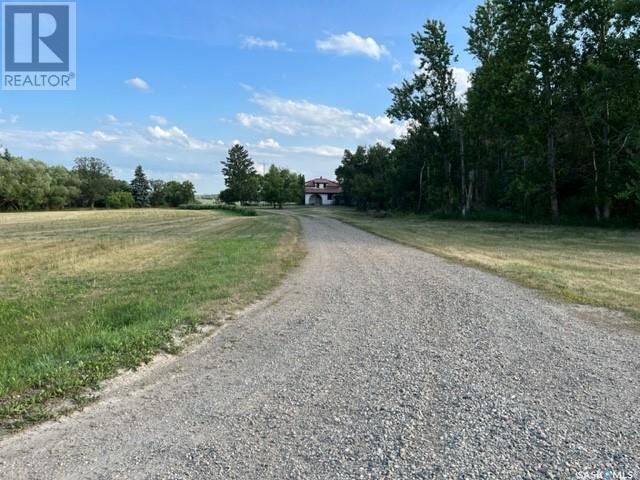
xmin=288 ymin=145 xmax=345 ymax=157
xmin=147 ymin=125 xmax=188 ymax=140
xmin=452 ymin=67 xmax=471 ymax=100
xmin=91 ymin=130 xmax=118 ymax=142
xmin=241 ymin=36 xmax=287 ymax=50
xmin=316 ymin=32 xmax=389 ymax=60
xmin=253 ymin=138 xmax=345 ymax=158
xmin=125 ymin=77 xmax=150 ymax=92
xmin=149 ymin=114 xmax=168 ymax=125
xmin=257 ymin=138 xmax=280 ymax=149
xmin=236 ymin=92 xmax=406 ymax=141
xmin=146 ymin=125 xmax=220 ymax=151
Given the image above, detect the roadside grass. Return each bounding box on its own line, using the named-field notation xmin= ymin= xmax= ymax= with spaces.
xmin=0 ymin=208 xmax=304 ymax=430
xmin=320 ymin=208 xmax=640 ymax=320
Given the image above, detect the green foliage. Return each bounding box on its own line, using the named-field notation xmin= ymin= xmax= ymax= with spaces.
xmin=0 ymin=154 xmax=80 ymax=211
xmin=164 ymin=181 xmax=196 ymax=207
xmin=0 ymin=147 xmax=198 ymax=212
xmin=261 ymin=165 xmax=304 ymax=208
xmin=106 ymin=191 xmax=134 ymax=209
xmin=336 ymin=144 xmax=395 ymax=210
xmin=73 ymin=157 xmax=114 ymax=208
xmin=149 ymin=180 xmax=167 ymax=207
xmin=339 ymin=1 xmax=640 ymax=225
xmin=130 ymin=165 xmax=151 ymax=207
xmin=220 ymin=144 xmax=259 ymax=204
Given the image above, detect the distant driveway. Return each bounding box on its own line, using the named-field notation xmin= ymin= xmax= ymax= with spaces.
xmin=1 ymin=214 xmax=638 ymax=478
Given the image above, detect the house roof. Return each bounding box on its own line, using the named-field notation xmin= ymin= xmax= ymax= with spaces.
xmin=305 ymin=177 xmax=340 ymax=187
xmin=305 ymin=177 xmax=342 ymax=194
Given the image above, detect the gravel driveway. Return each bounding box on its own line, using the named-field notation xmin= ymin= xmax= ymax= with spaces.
xmin=1 ymin=214 xmax=639 ymax=479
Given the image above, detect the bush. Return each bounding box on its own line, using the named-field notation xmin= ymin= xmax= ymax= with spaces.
xmin=179 ymin=203 xmax=257 ymax=216
xmin=106 ymin=191 xmax=134 ymax=209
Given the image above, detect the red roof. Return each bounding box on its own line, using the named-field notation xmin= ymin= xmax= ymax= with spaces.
xmin=305 ymin=177 xmax=340 ymax=187
xmin=305 ymin=177 xmax=342 ymax=194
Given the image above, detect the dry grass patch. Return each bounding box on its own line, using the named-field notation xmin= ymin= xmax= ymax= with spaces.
xmin=0 ymin=209 xmax=303 ymax=429
xmin=323 ymin=208 xmax=640 ymax=320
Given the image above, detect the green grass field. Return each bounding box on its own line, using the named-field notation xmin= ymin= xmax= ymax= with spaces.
xmin=321 ymin=208 xmax=640 ymax=321
xmin=0 ymin=209 xmax=303 ymax=429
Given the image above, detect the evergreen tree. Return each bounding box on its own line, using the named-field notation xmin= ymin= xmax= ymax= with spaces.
xmin=130 ymin=165 xmax=151 ymax=207
xmin=221 ymin=145 xmax=258 ymax=204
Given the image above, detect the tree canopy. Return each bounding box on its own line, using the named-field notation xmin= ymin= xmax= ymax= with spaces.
xmin=337 ymin=0 xmax=640 ymax=224
xmin=220 ymin=145 xmax=259 ymax=205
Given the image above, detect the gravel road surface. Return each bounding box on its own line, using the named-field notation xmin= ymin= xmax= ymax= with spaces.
xmin=1 ymin=214 xmax=639 ymax=479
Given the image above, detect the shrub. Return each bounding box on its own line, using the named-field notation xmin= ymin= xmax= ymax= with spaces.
xmin=106 ymin=191 xmax=135 ymax=209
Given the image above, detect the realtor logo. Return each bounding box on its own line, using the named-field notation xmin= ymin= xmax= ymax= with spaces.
xmin=2 ymin=1 xmax=76 ymax=90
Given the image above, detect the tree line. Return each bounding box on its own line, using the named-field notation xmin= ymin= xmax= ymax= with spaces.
xmin=337 ymin=0 xmax=640 ymax=224
xmin=220 ymin=144 xmax=304 ymax=208
xmin=0 ymin=150 xmax=195 ymax=211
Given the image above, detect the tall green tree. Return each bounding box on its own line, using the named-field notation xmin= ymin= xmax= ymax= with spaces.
xmin=73 ymin=157 xmax=114 ymax=208
xmin=149 ymin=180 xmax=167 ymax=207
xmin=388 ymin=20 xmax=459 ymax=212
xmin=261 ymin=165 xmax=304 ymax=208
xmin=262 ymin=165 xmax=286 ymax=208
xmin=566 ymin=0 xmax=640 ymax=221
xmin=164 ymin=181 xmax=196 ymax=207
xmin=130 ymin=165 xmax=151 ymax=207
xmin=220 ymin=145 xmax=258 ymax=204
xmin=336 ymin=144 xmax=395 ymax=210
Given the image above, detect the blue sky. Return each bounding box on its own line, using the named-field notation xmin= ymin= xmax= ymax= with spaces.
xmin=0 ymin=0 xmax=481 ymax=193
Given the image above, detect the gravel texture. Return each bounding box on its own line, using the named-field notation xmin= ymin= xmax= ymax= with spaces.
xmin=1 ymin=214 xmax=639 ymax=479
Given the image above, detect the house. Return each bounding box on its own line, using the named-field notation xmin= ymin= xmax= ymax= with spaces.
xmin=304 ymin=177 xmax=342 ymax=206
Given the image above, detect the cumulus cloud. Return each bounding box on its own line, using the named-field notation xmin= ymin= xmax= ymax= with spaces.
xmin=452 ymin=67 xmax=471 ymax=99
xmin=125 ymin=77 xmax=150 ymax=92
xmin=241 ymin=36 xmax=287 ymax=50
xmin=146 ymin=125 xmax=220 ymax=151
xmin=253 ymin=138 xmax=345 ymax=158
xmin=257 ymin=138 xmax=281 ymax=149
xmin=316 ymin=32 xmax=389 ymax=60
xmin=236 ymin=91 xmax=406 ymax=140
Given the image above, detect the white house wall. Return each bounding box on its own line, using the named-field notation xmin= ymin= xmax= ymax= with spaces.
xmin=305 ymin=193 xmax=336 ymax=206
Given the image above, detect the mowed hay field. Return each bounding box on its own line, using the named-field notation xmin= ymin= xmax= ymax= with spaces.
xmin=0 ymin=209 xmax=303 ymax=429
xmin=326 ymin=209 xmax=640 ymax=321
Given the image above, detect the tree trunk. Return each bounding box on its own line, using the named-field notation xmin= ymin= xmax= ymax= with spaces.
xmin=465 ymin=170 xmax=475 ymax=216
xmin=592 ymin=150 xmax=601 ymax=222
xmin=417 ymin=160 xmax=426 ymax=213
xmin=602 ymin=99 xmax=611 ymax=222
xmin=459 ymin=129 xmax=467 ymax=216
xmin=547 ymin=130 xmax=560 ymax=223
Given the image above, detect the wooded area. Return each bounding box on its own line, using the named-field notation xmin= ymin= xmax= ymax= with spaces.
xmin=337 ymin=0 xmax=640 ymax=224
xmin=0 ymin=152 xmax=196 ymax=210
